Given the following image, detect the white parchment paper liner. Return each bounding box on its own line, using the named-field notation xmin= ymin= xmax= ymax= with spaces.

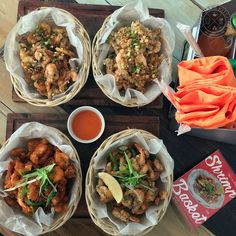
xmin=4 ymin=7 xmax=83 ymax=100
xmin=91 ymin=132 xmax=174 ymax=235
xmin=95 ymin=0 xmax=175 ymax=106
xmin=0 ymin=122 xmax=80 ymax=236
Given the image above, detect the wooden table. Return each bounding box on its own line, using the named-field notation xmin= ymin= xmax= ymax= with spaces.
xmin=0 ymin=0 xmax=234 ymax=236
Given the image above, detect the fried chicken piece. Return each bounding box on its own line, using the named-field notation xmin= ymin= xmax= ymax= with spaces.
xmin=4 ymin=161 xmax=15 ymax=188
xmin=147 ymin=160 xmax=160 ymax=181
xmin=27 ymin=180 xmax=40 ymax=202
xmin=4 ymin=196 xmax=20 ymax=209
xmin=14 ymin=160 xmax=32 ymax=175
xmin=131 ymin=158 xmax=140 ymax=172
xmin=153 ymin=159 xmax=164 ymax=172
xmin=132 ymin=202 xmax=148 ymax=215
xmin=43 ymin=156 xmax=55 ymax=166
xmin=27 ymin=32 xmax=41 ymax=44
xmin=27 ymin=138 xmax=42 ymax=153
xmin=96 ymin=179 xmax=114 ymax=203
xmin=34 ymin=80 xmax=48 ymax=97
xmin=144 ymin=187 xmax=158 ymax=203
xmin=112 ymin=207 xmax=140 ymax=222
xmin=51 ymin=179 xmax=67 ymax=206
xmin=17 ymin=189 xmax=32 ymax=215
xmin=5 ymin=170 xmax=21 ymax=189
xmin=45 ymin=63 xmax=59 ymax=99
xmin=112 ymin=207 xmax=130 ymax=222
xmin=64 ymin=164 xmax=76 ymax=179
xmin=121 ymin=189 xmax=145 ymax=210
xmin=42 ymin=185 xmax=54 ymax=198
xmin=39 ymin=22 xmax=51 ymax=36
xmin=55 ymin=47 xmax=75 ymax=57
xmin=53 ymin=196 xmax=68 ymax=213
xmin=112 ymin=205 xmax=141 ymax=222
xmin=50 ymin=166 xmax=65 ymax=183
xmin=10 ymin=147 xmax=27 ymax=161
xmin=54 ymin=149 xmax=69 ymax=169
xmin=140 ymin=164 xmax=149 ymax=174
xmin=4 ymin=138 xmax=74 ymax=215
xmin=30 ymin=140 xmax=53 ymax=165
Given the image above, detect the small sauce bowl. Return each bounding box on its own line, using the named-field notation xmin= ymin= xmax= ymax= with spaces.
xmin=67 ymin=106 xmax=105 ymax=143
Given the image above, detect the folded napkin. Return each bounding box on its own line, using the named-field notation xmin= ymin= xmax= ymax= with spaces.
xmin=161 ymin=56 xmax=236 ymax=129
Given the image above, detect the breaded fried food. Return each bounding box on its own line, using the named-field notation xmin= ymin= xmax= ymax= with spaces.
xmin=96 ymin=143 xmax=167 ymax=222
xmin=3 ymin=138 xmax=77 ymax=215
xmin=104 ymin=21 xmax=163 ymax=93
xmin=19 ymin=22 xmax=78 ymax=100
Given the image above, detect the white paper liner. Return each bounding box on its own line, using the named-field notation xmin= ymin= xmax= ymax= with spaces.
xmin=4 ymin=7 xmax=83 ymax=100
xmin=91 ymin=132 xmax=174 ymax=235
xmin=95 ymin=0 xmax=175 ymax=106
xmin=0 ymin=122 xmax=80 ymax=236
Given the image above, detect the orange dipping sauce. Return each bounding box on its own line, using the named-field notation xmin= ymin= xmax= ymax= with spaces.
xmin=71 ymin=110 xmax=102 ymax=140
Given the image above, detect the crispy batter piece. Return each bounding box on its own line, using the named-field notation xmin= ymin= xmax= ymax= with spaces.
xmin=19 ymin=22 xmax=78 ymax=99
xmin=104 ymin=21 xmax=163 ymax=93
xmin=96 ymin=143 xmax=167 ymax=222
xmin=4 ymin=138 xmax=77 ymax=215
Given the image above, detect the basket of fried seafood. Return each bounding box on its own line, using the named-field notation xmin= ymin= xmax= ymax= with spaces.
xmin=92 ymin=1 xmax=175 ymax=107
xmin=4 ymin=7 xmax=91 ymax=106
xmin=0 ymin=122 xmax=82 ymax=235
xmin=86 ymin=129 xmax=174 ymax=236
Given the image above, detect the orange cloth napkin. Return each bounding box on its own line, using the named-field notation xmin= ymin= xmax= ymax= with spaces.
xmin=164 ymin=56 xmax=236 ymax=129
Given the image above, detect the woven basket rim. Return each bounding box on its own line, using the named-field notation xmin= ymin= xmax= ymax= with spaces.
xmin=8 ymin=7 xmax=91 ymax=107
xmin=85 ymin=128 xmax=173 ymax=236
xmin=92 ymin=15 xmax=173 ymax=108
xmin=0 ymin=123 xmax=82 ymax=235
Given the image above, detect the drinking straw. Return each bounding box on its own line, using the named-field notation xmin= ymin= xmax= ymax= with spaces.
xmin=176 ymin=22 xmax=204 ymax=58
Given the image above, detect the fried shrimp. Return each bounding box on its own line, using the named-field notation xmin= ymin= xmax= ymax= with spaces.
xmin=96 ymin=179 xmax=114 ymax=203
xmin=96 ymin=143 xmax=167 ymax=222
xmin=19 ymin=22 xmax=78 ymax=99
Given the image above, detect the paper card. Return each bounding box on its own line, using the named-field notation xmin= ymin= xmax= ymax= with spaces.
xmin=172 ymin=150 xmax=236 ymax=228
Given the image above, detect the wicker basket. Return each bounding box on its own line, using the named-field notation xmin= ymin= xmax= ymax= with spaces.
xmin=0 ymin=124 xmax=82 ymax=235
xmin=92 ymin=16 xmax=172 ymax=108
xmin=9 ymin=7 xmax=91 ymax=107
xmin=86 ymin=129 xmax=173 ymax=236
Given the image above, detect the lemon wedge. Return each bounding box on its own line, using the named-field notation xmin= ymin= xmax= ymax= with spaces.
xmin=98 ymin=172 xmax=123 ymax=203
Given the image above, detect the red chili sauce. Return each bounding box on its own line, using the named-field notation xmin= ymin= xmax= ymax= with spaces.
xmin=72 ymin=110 xmax=102 ymax=140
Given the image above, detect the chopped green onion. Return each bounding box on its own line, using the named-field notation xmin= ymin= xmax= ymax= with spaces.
xmin=46 ymin=190 xmax=57 ymax=207
xmin=109 ymin=152 xmax=119 ymax=171
xmin=139 ymin=181 xmax=155 ymax=192
xmin=52 ymin=58 xmax=58 ymax=63
xmin=22 ymin=164 xmax=57 ymax=196
xmin=20 ymin=184 xmax=28 ymax=198
xmin=25 ymin=199 xmax=46 ymax=207
xmin=132 ymin=65 xmax=141 ymax=73
xmin=124 ymin=151 xmax=133 ymax=175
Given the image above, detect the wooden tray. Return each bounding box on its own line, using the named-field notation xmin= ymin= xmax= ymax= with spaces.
xmin=6 ymin=113 xmax=160 ymax=218
xmin=12 ymin=0 xmax=164 ymax=109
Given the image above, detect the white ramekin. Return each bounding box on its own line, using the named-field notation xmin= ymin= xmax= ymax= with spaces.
xmin=67 ymin=106 xmax=105 ymax=143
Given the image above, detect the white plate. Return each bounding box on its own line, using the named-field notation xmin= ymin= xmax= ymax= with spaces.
xmin=188 ymin=169 xmax=224 ymax=209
